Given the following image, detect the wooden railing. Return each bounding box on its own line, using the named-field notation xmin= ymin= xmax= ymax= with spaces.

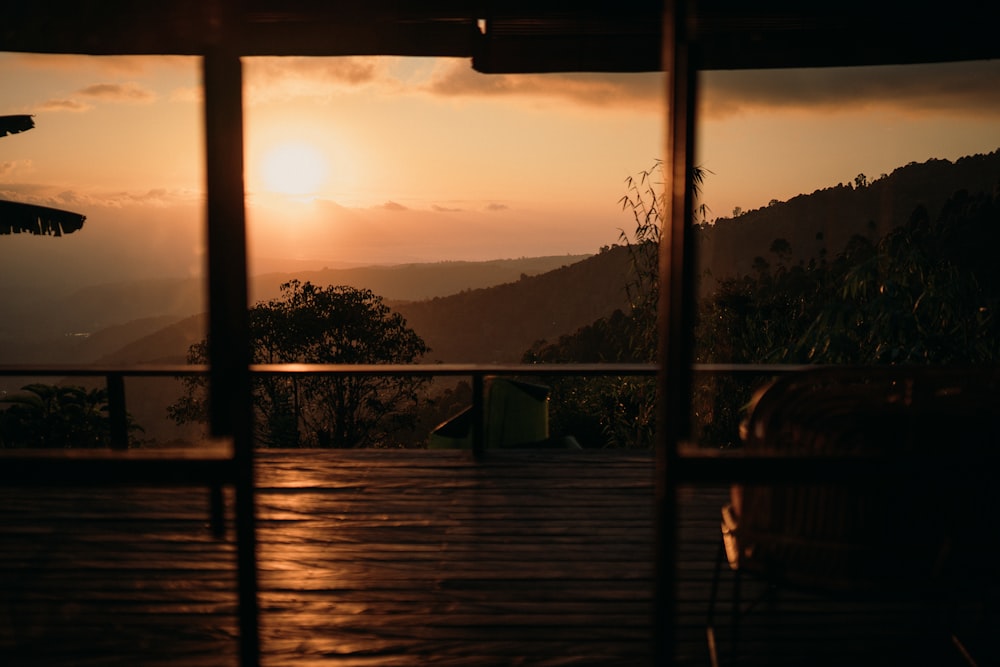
xmin=0 ymin=362 xmax=811 ymax=453
xmin=0 ymin=363 xmax=659 ymax=453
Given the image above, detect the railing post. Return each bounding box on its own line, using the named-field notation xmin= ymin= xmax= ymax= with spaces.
xmin=106 ymin=373 xmax=128 ymax=450
xmin=472 ymin=372 xmax=485 ymax=458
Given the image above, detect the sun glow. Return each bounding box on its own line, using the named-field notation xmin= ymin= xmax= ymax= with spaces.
xmin=257 ymin=142 xmax=330 ymax=196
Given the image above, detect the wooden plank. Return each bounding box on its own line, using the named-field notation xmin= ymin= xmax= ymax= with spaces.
xmin=0 ymin=450 xmax=994 ymax=666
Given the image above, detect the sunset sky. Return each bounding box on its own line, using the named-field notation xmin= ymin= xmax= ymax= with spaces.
xmin=1 ymin=52 xmax=999 ymax=294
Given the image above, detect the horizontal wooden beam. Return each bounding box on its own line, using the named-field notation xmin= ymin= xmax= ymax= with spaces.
xmin=3 ymin=3 xmax=998 ymax=71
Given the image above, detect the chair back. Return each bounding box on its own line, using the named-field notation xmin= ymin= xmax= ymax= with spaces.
xmin=731 ymin=366 xmax=1000 ymax=592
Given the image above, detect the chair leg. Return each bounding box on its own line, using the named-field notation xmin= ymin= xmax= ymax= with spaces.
xmin=731 ymin=564 xmax=742 ymax=663
xmin=706 ymin=537 xmax=749 ymax=667
xmin=707 ymin=539 xmax=725 ymax=667
xmin=950 ymin=633 xmax=981 ymax=667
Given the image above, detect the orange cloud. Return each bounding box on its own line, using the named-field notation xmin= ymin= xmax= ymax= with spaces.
xmin=77 ymin=82 xmax=155 ymax=103
xmin=170 ymin=86 xmax=202 ymax=103
xmin=700 ymin=60 xmax=1000 ymax=119
xmin=244 ymin=56 xmax=391 ymax=103
xmin=0 ymin=183 xmax=201 ymax=211
xmin=0 ymin=160 xmax=31 ymax=178
xmin=11 ymin=53 xmax=194 ymax=75
xmin=422 ymin=60 xmax=662 ymax=110
xmin=37 ymin=99 xmax=91 ymax=112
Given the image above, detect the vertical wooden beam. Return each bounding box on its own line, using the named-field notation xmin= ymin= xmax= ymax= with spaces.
xmin=106 ymin=373 xmax=128 ymax=450
xmin=203 ymin=41 xmax=260 ymax=666
xmin=472 ymin=372 xmax=486 ymax=458
xmin=656 ymin=0 xmax=697 ymax=664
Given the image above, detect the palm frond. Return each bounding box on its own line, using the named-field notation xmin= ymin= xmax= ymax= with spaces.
xmin=0 ymin=199 xmax=86 ymax=236
xmin=0 ymin=114 xmax=35 ymax=137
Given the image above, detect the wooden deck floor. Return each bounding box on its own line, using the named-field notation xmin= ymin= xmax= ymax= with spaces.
xmin=0 ymin=450 xmax=994 ymax=666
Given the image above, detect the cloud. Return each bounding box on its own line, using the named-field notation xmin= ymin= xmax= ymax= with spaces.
xmin=37 ymin=99 xmax=91 ymax=112
xmin=77 ymin=82 xmax=155 ymax=103
xmin=9 ymin=53 xmax=195 ymax=75
xmin=244 ymin=57 xmax=393 ymax=103
xmin=432 ymin=204 xmax=463 ymax=213
xmin=377 ymin=200 xmax=408 ymax=211
xmin=170 ymin=86 xmax=202 ymax=103
xmin=0 ymin=184 xmax=201 ymax=211
xmin=423 ymin=60 xmax=663 ymax=110
xmin=34 ymin=83 xmax=155 ymax=113
xmin=100 ymin=188 xmax=198 ymax=208
xmin=485 ymin=203 xmax=509 ymax=211
xmin=233 ymin=55 xmax=665 ymax=111
xmin=700 ymin=60 xmax=1000 ymax=118
xmin=0 ymin=186 xmax=98 ymax=210
xmin=0 ymin=160 xmax=31 ymax=178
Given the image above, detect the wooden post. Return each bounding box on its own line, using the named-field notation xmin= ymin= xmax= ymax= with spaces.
xmin=472 ymin=372 xmax=485 ymax=458
xmin=656 ymin=0 xmax=697 ymax=664
xmin=203 ymin=42 xmax=261 ymax=667
xmin=106 ymin=373 xmax=128 ymax=450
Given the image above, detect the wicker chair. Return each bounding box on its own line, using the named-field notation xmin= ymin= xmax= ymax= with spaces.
xmin=707 ymin=366 xmax=999 ymax=665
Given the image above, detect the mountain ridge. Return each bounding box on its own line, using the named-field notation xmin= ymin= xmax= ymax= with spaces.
xmin=5 ymin=149 xmax=999 ymax=444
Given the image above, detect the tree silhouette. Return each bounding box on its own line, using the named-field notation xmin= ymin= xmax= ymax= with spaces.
xmin=0 ymin=115 xmax=86 ymax=236
xmin=170 ymin=280 xmax=430 ymax=448
xmin=768 ymin=237 xmax=792 ymax=263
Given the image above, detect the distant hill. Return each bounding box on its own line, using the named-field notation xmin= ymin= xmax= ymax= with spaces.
xmin=90 ymin=250 xmax=634 ymax=367
xmin=75 ymin=315 xmax=186 ymax=362
xmin=395 ymin=247 xmax=635 ymax=362
xmin=91 ymin=314 xmax=205 ymax=365
xmin=10 ymin=150 xmax=1000 ymax=443
xmin=254 ymin=255 xmax=593 ymax=304
xmin=697 ymin=150 xmax=1000 ymax=292
xmin=0 ymin=254 xmax=589 ymax=364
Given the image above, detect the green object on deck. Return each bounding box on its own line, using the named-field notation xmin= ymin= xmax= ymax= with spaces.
xmin=429 ymin=378 xmax=564 ymax=449
xmin=486 ymin=378 xmax=549 ymax=449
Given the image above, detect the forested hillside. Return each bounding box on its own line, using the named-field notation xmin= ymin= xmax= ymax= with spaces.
xmin=15 ymin=149 xmax=997 ymax=446
xmin=395 ymin=246 xmax=634 ymax=362
xmin=696 ymin=150 xmax=1000 ymax=291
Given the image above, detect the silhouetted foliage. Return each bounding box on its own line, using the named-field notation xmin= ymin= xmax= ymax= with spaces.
xmin=768 ymin=237 xmax=792 ymax=262
xmin=169 ymin=280 xmax=429 ymax=448
xmin=692 ymin=188 xmax=1000 ymax=445
xmin=523 ymin=309 xmax=654 ymax=448
xmin=788 ymin=192 xmax=1000 ymax=364
xmin=521 ymin=162 xmax=727 ymax=448
xmin=520 ymin=162 xmax=710 ymax=448
xmin=526 ymin=158 xmax=1000 ymax=449
xmin=0 ymin=384 xmax=143 ymax=448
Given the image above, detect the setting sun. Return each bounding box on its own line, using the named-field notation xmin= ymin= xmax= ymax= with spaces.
xmin=258 ymin=142 xmax=329 ymax=195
